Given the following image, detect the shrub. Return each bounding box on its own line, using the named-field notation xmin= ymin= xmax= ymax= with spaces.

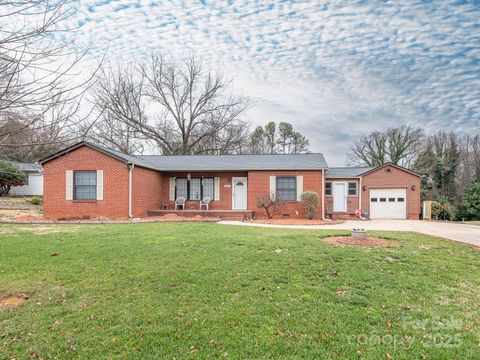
xmin=431 ymin=196 xmax=456 ymax=221
xmin=30 ymin=196 xmax=42 ymax=205
xmin=0 ymin=160 xmax=26 ymax=196
xmin=458 ymin=182 xmax=480 ymax=220
xmin=300 ymin=191 xmax=319 ymax=220
xmin=256 ymin=194 xmax=285 ymax=219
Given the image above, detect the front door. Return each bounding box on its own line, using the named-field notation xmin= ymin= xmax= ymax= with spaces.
xmin=333 ymin=182 xmax=347 ymax=212
xmin=232 ymin=177 xmax=247 ymax=210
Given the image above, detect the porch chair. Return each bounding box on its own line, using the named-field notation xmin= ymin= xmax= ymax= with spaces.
xmin=200 ymin=196 xmax=211 ymax=211
xmin=175 ymin=197 xmax=186 ymax=210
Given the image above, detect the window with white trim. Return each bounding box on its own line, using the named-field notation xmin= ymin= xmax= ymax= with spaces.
xmin=74 ymin=171 xmax=97 ymax=200
xmin=176 ymin=177 xmax=214 ymax=200
xmin=202 ymin=178 xmax=214 ymax=199
xmin=189 ymin=178 xmax=202 ymax=200
xmin=326 ymin=182 xmax=332 ymax=196
xmin=348 ymin=182 xmax=357 ymax=196
xmin=176 ymin=178 xmax=188 ymax=199
xmin=276 ymin=176 xmax=297 ymax=201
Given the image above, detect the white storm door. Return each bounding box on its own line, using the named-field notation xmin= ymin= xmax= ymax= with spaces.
xmin=232 ymin=177 xmax=247 ymax=210
xmin=333 ymin=182 xmax=347 ymax=212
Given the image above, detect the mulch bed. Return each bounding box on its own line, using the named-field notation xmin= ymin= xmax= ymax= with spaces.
xmin=0 ymin=214 xmax=221 ymax=224
xmin=246 ymin=219 xmax=344 ymax=225
xmin=322 ymin=236 xmax=400 ymax=247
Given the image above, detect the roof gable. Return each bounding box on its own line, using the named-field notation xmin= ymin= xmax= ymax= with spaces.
xmin=360 ymin=162 xmax=421 ymax=177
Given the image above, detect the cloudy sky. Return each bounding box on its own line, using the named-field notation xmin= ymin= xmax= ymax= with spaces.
xmin=67 ymin=0 xmax=478 ymax=165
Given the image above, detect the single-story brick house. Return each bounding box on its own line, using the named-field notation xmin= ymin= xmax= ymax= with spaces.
xmin=39 ymin=141 xmax=420 ymax=220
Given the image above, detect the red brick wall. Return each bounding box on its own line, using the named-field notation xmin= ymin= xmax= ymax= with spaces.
xmin=361 ymin=166 xmax=421 ymax=219
xmin=161 ymin=172 xmax=247 ymax=210
xmin=247 ymin=171 xmax=324 ymax=219
xmin=131 ymin=166 xmax=164 ymax=217
xmin=325 ymin=178 xmax=360 ymax=215
xmin=43 ymin=146 xmax=129 ymax=219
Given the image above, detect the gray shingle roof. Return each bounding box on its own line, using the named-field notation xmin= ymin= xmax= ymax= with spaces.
xmin=12 ymin=162 xmax=42 ymax=172
xmin=138 ymin=153 xmax=328 ymax=171
xmin=326 ymin=167 xmax=373 ymax=178
xmin=39 ymin=142 xmax=328 ymax=171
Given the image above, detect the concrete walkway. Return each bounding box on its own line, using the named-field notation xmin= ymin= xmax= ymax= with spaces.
xmin=219 ymin=220 xmax=480 ymax=247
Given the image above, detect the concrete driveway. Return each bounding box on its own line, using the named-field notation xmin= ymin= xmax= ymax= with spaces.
xmin=219 ymin=220 xmax=480 ymax=247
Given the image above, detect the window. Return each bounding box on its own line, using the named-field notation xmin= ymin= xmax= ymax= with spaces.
xmin=202 ymin=178 xmax=214 ymax=199
xmin=348 ymin=182 xmax=357 ymax=196
xmin=176 ymin=178 xmax=188 ymax=199
xmin=176 ymin=177 xmax=214 ymax=200
xmin=189 ymin=178 xmax=201 ymax=200
xmin=371 ymin=198 xmax=378 ymax=202
xmin=397 ymin=197 xmax=405 ymax=202
xmin=326 ymin=182 xmax=332 ymax=196
xmin=276 ymin=176 xmax=297 ymax=201
xmin=388 ymin=198 xmax=395 ymax=202
xmin=380 ymin=198 xmax=387 ymax=202
xmin=74 ymin=171 xmax=97 ymax=200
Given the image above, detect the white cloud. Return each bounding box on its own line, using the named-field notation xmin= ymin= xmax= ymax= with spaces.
xmin=16 ymin=0 xmax=480 ymax=164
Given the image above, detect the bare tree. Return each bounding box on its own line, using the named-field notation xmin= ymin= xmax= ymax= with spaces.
xmin=348 ymin=125 xmax=424 ymax=167
xmin=256 ymin=194 xmax=285 ymax=219
xmin=88 ymin=63 xmax=147 ymax=155
xmin=0 ymin=1 xmax=101 ymax=159
xmin=93 ymin=55 xmax=249 ymax=155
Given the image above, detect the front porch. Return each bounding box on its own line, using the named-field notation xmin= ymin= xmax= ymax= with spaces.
xmin=146 ymin=209 xmax=253 ymax=221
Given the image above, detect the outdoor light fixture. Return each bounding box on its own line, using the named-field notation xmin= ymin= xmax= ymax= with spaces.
xmin=187 ymin=173 xmax=191 ymax=181
xmin=362 ymin=186 xmax=367 ymax=191
xmin=411 ymin=185 xmax=416 ymax=191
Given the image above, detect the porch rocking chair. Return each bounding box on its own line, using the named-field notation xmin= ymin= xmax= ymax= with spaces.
xmin=200 ymin=196 xmax=211 ymax=211
xmin=175 ymin=197 xmax=186 ymax=210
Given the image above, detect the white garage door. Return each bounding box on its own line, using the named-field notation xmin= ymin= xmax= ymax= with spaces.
xmin=370 ymin=188 xmax=406 ymax=219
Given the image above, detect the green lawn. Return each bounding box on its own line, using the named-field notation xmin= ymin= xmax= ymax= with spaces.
xmin=0 ymin=223 xmax=478 ymax=359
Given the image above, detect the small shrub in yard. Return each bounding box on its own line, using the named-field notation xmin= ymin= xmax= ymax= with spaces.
xmin=0 ymin=160 xmax=26 ymax=196
xmin=30 ymin=196 xmax=42 ymax=205
xmin=256 ymin=194 xmax=285 ymax=219
xmin=431 ymin=196 xmax=456 ymax=221
xmin=300 ymin=191 xmax=319 ymax=219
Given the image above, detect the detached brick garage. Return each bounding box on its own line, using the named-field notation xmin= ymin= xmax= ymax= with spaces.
xmin=39 ymin=142 xmax=420 ymax=220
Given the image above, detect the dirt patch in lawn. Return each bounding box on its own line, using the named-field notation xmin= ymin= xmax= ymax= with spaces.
xmin=0 ymin=294 xmax=29 ymax=310
xmin=322 ymin=236 xmax=400 ymax=247
xmin=0 ymin=225 xmax=80 ymax=235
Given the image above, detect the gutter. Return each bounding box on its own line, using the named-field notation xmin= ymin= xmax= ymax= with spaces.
xmin=128 ymin=163 xmax=135 ymax=218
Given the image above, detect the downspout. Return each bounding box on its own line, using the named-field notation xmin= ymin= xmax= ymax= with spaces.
xmin=358 ymin=176 xmax=362 ymax=214
xmin=321 ymin=169 xmax=326 ymax=220
xmin=128 ymin=163 xmax=135 ymax=219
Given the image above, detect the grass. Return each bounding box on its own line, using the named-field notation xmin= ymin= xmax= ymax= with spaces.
xmin=0 ymin=223 xmax=479 ymax=359
xmin=466 ymin=221 xmax=480 ymax=226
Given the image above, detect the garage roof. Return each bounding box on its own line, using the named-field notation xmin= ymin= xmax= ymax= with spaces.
xmin=326 ymin=167 xmax=373 ymax=178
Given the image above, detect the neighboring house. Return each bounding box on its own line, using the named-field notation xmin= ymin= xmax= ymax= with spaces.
xmin=10 ymin=162 xmax=43 ymax=196
xmin=38 ymin=141 xmax=420 ymax=220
